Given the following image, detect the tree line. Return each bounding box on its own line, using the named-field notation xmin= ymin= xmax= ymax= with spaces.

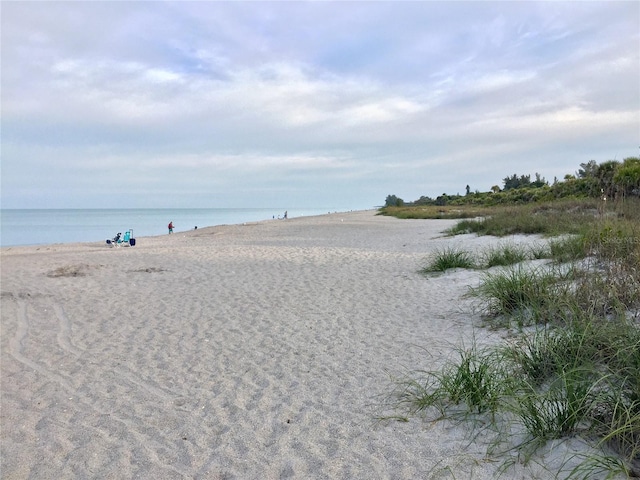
xmin=385 ymin=157 xmax=640 ymax=207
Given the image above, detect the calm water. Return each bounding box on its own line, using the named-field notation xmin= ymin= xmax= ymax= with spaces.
xmin=0 ymin=208 xmax=343 ymax=247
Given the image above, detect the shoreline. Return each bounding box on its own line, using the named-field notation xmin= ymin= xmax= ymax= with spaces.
xmin=0 ymin=209 xmax=373 ymax=252
xmin=1 ymin=207 xmax=365 ymax=249
xmin=0 ymin=211 xmax=613 ymax=479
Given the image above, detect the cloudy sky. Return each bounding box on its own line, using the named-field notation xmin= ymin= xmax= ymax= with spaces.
xmin=2 ymin=1 xmax=638 ymax=209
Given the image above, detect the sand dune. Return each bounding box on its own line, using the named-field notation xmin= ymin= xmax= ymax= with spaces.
xmin=1 ymin=211 xmax=617 ymax=479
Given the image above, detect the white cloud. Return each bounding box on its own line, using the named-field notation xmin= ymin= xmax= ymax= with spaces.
xmin=1 ymin=1 xmax=638 ymax=208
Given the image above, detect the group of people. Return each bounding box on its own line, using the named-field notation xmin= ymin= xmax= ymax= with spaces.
xmin=168 ymin=211 xmax=290 ymax=235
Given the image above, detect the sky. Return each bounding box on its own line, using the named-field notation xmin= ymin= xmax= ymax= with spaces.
xmin=1 ymin=1 xmax=638 ymax=210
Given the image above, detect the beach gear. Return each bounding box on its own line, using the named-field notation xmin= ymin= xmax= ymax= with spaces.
xmin=106 ymin=232 xmax=122 ymax=246
xmin=106 ymin=229 xmax=135 ymax=247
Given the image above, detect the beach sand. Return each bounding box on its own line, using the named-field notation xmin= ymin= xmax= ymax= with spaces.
xmin=1 ymin=211 xmax=616 ymax=479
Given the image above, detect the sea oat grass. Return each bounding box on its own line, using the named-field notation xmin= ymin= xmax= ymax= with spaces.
xmin=566 ymin=453 xmax=635 ymax=480
xmin=444 ymin=201 xmax=599 ymax=237
xmin=571 ymin=265 xmax=640 ymax=320
xmin=481 ymin=243 xmax=530 ymax=268
xmin=393 ymin=319 xmax=640 ymax=476
xmin=436 ymin=347 xmax=509 ymax=416
xmin=504 ymin=328 xmax=568 ymax=386
xmin=393 ymin=197 xmax=640 ymax=476
xmin=549 ymin=235 xmax=588 ymax=263
xmin=514 ymin=368 xmax=597 ymax=440
xmin=528 ymin=242 xmax=550 ymax=259
xmin=421 ymin=247 xmax=476 ymax=273
xmin=378 ymin=205 xmax=492 ymax=219
xmin=396 ymin=341 xmax=512 ymax=420
xmin=468 ymin=265 xmax=573 ymax=323
xmin=589 ymin=392 xmax=640 ymax=477
xmin=445 ymin=218 xmax=486 ymax=236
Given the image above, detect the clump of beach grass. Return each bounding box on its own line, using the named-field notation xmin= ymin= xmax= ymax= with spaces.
xmin=467 ymin=265 xmax=574 ymax=326
xmin=378 ymin=205 xmax=492 ymax=220
xmin=421 ymin=247 xmax=476 ymax=273
xmin=394 ymin=198 xmax=640 ymax=477
xmin=445 ymin=218 xmax=487 ymax=236
xmin=421 ymin=243 xmax=537 ymax=274
xmin=528 ymin=242 xmax=550 ymax=260
xmin=514 ymin=367 xmax=597 ymax=442
xmin=396 ymin=340 xmax=512 ymax=420
xmin=549 ymin=235 xmax=588 ymax=263
xmin=444 ymin=202 xmax=592 ymax=237
xmin=481 ymin=243 xmax=529 ymax=268
xmin=394 ymin=318 xmax=640 ymax=477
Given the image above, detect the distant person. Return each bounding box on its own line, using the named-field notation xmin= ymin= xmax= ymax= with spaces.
xmin=284 ymin=211 xmax=288 ymax=219
xmin=168 ymin=221 xmax=174 ymax=234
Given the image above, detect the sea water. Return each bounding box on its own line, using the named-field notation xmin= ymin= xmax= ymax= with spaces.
xmin=0 ymin=208 xmax=344 ymax=247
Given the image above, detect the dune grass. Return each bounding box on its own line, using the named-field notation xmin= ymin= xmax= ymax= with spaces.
xmin=444 ymin=203 xmax=592 ymax=237
xmin=378 ymin=204 xmax=492 ymax=220
xmin=395 ymin=318 xmax=640 ymax=477
xmin=482 ymin=243 xmax=529 ymax=268
xmin=422 ymin=243 xmax=541 ymax=274
xmin=395 ymin=197 xmax=640 ymax=477
xmin=420 ymin=247 xmax=477 ymax=272
xmin=441 ymin=197 xmax=636 ymax=238
xmin=548 ymin=236 xmax=588 ymax=263
xmin=528 ymin=242 xmax=550 ymax=260
xmin=397 ymin=342 xmax=510 ymax=421
xmin=468 ymin=265 xmax=576 ymax=326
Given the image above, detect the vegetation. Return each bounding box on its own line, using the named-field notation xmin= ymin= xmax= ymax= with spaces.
xmin=379 ymin=157 xmax=640 ymax=213
xmin=469 ymin=265 xmax=575 ymax=325
xmin=380 ymin=204 xmax=492 ymax=220
xmin=421 ymin=243 xmax=537 ymax=273
xmin=420 ymin=247 xmax=476 ymax=272
xmin=384 ymin=194 xmax=405 ymax=207
xmin=385 ymin=163 xmax=640 ymax=477
xmin=443 ymin=199 xmax=602 ymax=237
xmin=481 ymin=243 xmax=529 ymax=268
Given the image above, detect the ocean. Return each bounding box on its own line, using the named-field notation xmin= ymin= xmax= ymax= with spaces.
xmin=0 ymin=208 xmax=345 ymax=247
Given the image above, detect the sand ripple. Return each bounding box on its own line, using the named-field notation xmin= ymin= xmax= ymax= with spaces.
xmin=1 ymin=211 xmax=609 ymax=479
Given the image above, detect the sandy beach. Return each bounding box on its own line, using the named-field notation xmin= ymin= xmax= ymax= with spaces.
xmin=0 ymin=211 xmax=614 ymax=479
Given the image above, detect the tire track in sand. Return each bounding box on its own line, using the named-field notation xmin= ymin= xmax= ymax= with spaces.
xmin=53 ymin=303 xmax=84 ymax=357
xmin=52 ymin=302 xmax=181 ymax=403
xmin=8 ymin=299 xmax=75 ymax=393
xmin=6 ymin=297 xmax=196 ymax=478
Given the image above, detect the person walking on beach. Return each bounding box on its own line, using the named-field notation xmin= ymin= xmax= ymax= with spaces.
xmin=168 ymin=221 xmax=174 ymax=234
